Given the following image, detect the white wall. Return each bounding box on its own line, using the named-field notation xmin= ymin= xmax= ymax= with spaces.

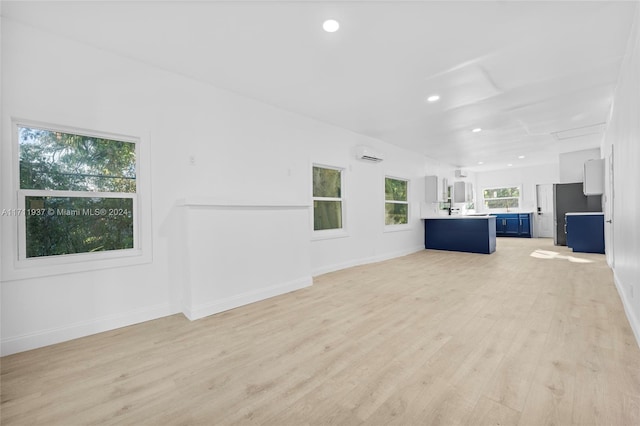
xmin=474 ymin=163 xmax=560 ymax=213
xmin=0 ymin=1 xmax=4 ymax=346
xmin=310 ymin=140 xmax=427 ymax=275
xmin=602 ymin=3 xmax=640 ymax=345
xmin=181 ymin=204 xmax=312 ymax=320
xmin=0 ymin=20 xmax=177 ymax=355
xmin=0 ymin=19 xmax=429 ymax=355
xmin=559 ymin=148 xmax=601 ymax=183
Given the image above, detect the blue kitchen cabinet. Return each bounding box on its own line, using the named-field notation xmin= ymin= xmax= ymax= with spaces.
xmin=494 ymin=213 xmax=532 ymax=238
xmin=565 ymin=213 xmax=604 ymax=253
xmin=495 ymin=214 xmax=518 ymax=235
xmin=495 ymin=216 xmax=505 ymax=234
xmin=519 ymin=214 xmax=531 ymax=237
xmin=424 ymin=217 xmax=496 ymax=254
xmin=504 ymin=215 xmax=520 ymax=235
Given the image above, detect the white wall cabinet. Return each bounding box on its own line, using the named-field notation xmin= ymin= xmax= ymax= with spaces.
xmin=442 ymin=177 xmax=448 ymax=201
xmin=453 ymin=181 xmax=474 ymax=203
xmin=426 ymin=175 xmax=449 ymax=202
xmin=584 ymin=159 xmax=604 ymax=195
xmin=425 ymin=175 xmax=439 ymax=202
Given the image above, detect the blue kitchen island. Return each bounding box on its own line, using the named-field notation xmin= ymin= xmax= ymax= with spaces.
xmin=424 ymin=216 xmax=497 ymax=254
xmin=565 ymin=212 xmax=605 ymax=254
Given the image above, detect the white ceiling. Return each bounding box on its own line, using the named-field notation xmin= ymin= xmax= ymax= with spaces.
xmin=3 ymin=1 xmax=637 ymax=171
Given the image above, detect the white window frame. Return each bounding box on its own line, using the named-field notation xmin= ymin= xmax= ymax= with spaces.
xmin=4 ymin=119 xmax=152 ymax=280
xmin=482 ymin=185 xmax=522 ymax=211
xmin=384 ymin=175 xmax=411 ymax=231
xmin=311 ymin=164 xmax=347 ymax=240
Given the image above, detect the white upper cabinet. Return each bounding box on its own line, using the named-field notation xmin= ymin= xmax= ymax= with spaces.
xmin=453 ymin=181 xmax=474 ymax=203
xmin=425 ymin=175 xmax=439 ymax=202
xmin=583 ymin=159 xmax=604 ymax=195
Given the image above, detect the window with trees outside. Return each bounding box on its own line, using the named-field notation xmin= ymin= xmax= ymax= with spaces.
xmin=483 ymin=186 xmax=520 ymax=209
xmin=312 ymin=165 xmax=343 ymax=231
xmin=16 ymin=123 xmax=138 ymax=259
xmin=385 ymin=177 xmax=409 ymax=225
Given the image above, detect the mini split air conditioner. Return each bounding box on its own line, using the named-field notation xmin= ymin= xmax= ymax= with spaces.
xmin=356 ymin=146 xmax=384 ymax=162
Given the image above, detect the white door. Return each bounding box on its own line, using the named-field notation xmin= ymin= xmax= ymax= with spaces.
xmin=606 ymin=145 xmax=614 ymax=266
xmin=536 ymin=184 xmax=554 ymax=238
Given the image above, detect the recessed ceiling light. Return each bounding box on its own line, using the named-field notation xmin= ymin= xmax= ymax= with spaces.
xmin=472 ymin=128 xmax=482 ymax=133
xmin=478 ymin=161 xmax=484 ymax=165
xmin=426 ymin=95 xmax=440 ymax=103
xmin=323 ymin=19 xmax=340 ymax=33
xmin=507 ymin=163 xmax=513 ymax=167
xmin=518 ymin=155 xmax=525 ymax=159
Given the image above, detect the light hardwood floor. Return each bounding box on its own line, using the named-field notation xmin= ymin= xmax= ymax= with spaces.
xmin=2 ymin=238 xmax=639 ymax=425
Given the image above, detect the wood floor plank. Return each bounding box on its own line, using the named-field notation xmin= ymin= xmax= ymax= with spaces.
xmin=466 ymin=396 xmax=522 ymax=426
xmin=482 ymin=327 xmax=548 ymax=412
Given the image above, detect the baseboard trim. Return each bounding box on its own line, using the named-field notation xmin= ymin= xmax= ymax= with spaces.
xmin=183 ymin=276 xmax=313 ymax=321
xmin=0 ymin=303 xmax=173 ymax=356
xmin=613 ymin=270 xmax=640 ymax=349
xmin=312 ymin=245 xmax=424 ymax=277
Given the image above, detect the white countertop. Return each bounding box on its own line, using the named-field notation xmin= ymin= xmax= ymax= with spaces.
xmin=485 ymin=211 xmax=535 ymax=214
xmin=422 ymin=215 xmax=494 ymax=220
xmin=565 ymin=212 xmax=604 ymax=216
xmin=421 ymin=211 xmax=535 ymax=219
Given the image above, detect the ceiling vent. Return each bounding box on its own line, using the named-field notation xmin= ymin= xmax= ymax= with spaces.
xmin=356 ymin=146 xmax=384 ymax=162
xmin=551 ymin=123 xmax=606 ymax=141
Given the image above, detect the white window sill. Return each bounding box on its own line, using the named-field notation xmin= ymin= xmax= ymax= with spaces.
xmin=311 ymin=229 xmax=350 ymax=241
xmin=384 ymin=224 xmax=412 ymax=233
xmin=3 ymin=249 xmax=151 ymax=281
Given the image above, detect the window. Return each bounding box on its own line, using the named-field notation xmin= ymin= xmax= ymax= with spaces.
xmin=17 ymin=123 xmax=138 ymax=259
xmin=385 ymin=177 xmax=409 ymax=225
xmin=312 ymin=165 xmax=343 ymax=231
xmin=483 ymin=186 xmax=520 ymax=209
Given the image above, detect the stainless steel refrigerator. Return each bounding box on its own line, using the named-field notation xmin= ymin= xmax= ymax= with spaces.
xmin=553 ymin=183 xmax=602 ymax=246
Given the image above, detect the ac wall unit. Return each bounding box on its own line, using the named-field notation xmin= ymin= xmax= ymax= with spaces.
xmin=356 ymin=146 xmax=384 ymax=162
xmin=455 ymin=169 xmax=468 ymax=178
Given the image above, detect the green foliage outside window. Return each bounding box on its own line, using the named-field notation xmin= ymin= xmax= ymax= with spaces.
xmin=385 ymin=177 xmax=409 ymax=225
xmin=483 ymin=186 xmax=520 ymax=209
xmin=313 ymin=166 xmax=341 ymax=198
xmin=482 ymin=187 xmax=520 ymax=199
xmin=313 ymin=200 xmax=342 ymax=231
xmin=385 ymin=202 xmax=408 ymax=225
xmin=313 ymin=166 xmax=342 ymax=231
xmin=24 ymin=196 xmax=134 ymax=258
xmin=19 ymin=127 xmax=136 ymax=192
xmin=19 ymin=125 xmax=136 ymax=258
xmin=385 ymin=177 xmax=407 ymax=201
